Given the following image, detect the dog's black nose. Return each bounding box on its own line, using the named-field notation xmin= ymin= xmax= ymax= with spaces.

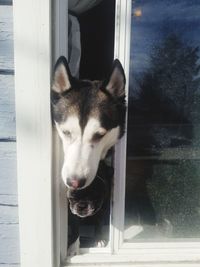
xmin=66 ymin=177 xmax=86 ymax=189
xmin=78 ymin=202 xmax=87 ymax=210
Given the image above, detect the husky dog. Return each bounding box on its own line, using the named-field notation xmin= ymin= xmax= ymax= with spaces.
xmin=51 ymin=56 xmax=126 ymax=189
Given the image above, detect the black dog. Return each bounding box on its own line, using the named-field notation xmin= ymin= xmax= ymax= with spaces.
xmin=67 ymin=161 xmax=113 ymax=256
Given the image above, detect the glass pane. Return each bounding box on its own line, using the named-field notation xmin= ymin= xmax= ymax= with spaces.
xmin=125 ymin=0 xmax=200 ymax=241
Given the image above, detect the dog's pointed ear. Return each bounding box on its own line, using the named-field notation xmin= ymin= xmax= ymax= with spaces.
xmin=105 ymin=59 xmax=126 ymax=98
xmin=52 ymin=56 xmax=72 ymax=93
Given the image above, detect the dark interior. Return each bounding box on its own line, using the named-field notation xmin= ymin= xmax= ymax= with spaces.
xmin=78 ymin=0 xmax=115 ymax=80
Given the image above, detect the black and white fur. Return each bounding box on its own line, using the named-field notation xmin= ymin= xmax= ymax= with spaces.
xmin=67 ymin=161 xmax=113 ymax=255
xmin=51 ymin=56 xmax=126 ymax=189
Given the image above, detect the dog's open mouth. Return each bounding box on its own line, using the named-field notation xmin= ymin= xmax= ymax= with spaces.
xmin=71 ymin=207 xmax=95 ymax=218
xmin=69 ymin=201 xmax=102 ymax=218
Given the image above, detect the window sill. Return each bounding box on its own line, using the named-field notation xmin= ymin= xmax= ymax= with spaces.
xmin=66 ymin=252 xmax=200 ymax=266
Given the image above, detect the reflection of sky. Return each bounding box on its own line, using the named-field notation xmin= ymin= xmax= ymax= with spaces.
xmin=131 ymin=0 xmax=200 ymax=76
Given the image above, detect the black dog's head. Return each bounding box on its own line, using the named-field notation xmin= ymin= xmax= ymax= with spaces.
xmin=67 ymin=161 xmax=113 ymax=218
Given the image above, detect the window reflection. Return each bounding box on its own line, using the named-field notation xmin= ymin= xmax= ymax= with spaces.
xmin=125 ymin=0 xmax=200 ymax=240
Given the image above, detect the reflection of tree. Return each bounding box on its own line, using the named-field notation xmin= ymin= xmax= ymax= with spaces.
xmin=128 ymin=34 xmax=200 ymax=155
xmin=126 ymin=34 xmax=200 ymax=236
xmin=139 ymin=34 xmax=200 ymax=122
xmin=151 ymin=34 xmax=200 ymax=120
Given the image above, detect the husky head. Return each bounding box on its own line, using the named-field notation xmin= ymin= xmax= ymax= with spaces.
xmin=51 ymin=56 xmax=126 ymax=189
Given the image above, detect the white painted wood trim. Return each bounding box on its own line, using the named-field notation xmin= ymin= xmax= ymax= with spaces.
xmin=52 ymin=0 xmax=68 ymax=265
xmin=66 ymin=264 xmax=200 ymax=267
xmin=52 ymin=0 xmax=68 ymax=61
xmin=13 ymin=0 xmax=53 ymax=266
xmin=111 ymin=0 xmax=132 ymax=253
xmin=67 ymin=252 xmax=200 ymax=265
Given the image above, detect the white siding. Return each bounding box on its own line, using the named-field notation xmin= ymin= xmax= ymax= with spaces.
xmin=0 ymin=4 xmax=20 ymax=267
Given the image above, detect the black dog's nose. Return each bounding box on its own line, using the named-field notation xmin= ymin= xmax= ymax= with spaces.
xmin=66 ymin=177 xmax=86 ymax=189
xmin=78 ymin=202 xmax=87 ymax=210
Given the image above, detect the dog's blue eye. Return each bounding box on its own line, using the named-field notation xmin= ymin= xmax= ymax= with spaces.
xmin=63 ymin=130 xmax=71 ymax=137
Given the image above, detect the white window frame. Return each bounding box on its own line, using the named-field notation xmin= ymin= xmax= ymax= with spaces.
xmin=13 ymin=0 xmax=200 ymax=266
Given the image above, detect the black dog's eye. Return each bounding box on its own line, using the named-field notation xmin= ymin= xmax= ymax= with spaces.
xmin=63 ymin=130 xmax=71 ymax=138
